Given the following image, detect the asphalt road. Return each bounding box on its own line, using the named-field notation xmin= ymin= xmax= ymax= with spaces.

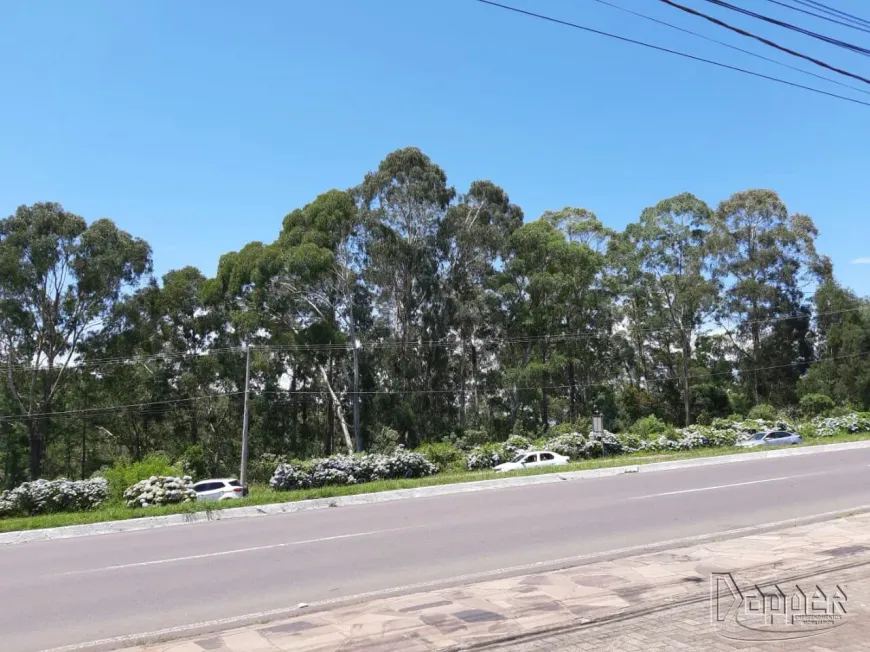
xmin=4 ymin=448 xmax=870 ymax=652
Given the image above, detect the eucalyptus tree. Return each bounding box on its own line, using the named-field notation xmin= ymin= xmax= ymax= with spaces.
xmin=360 ymin=148 xmax=455 ymax=441
xmin=710 ymin=190 xmax=828 ymax=404
xmin=622 ymin=193 xmax=716 ymax=425
xmin=0 ymin=202 xmax=151 ymax=477
xmin=438 ymin=180 xmax=522 ymax=428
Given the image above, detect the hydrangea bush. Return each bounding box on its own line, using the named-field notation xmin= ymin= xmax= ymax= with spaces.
xmin=502 ymin=434 xmax=532 ymax=457
xmin=270 ymin=448 xmax=438 ymax=490
xmin=588 ymin=431 xmax=625 ymax=455
xmin=544 ymin=432 xmax=586 ymax=459
xmin=810 ymin=413 xmax=870 ymax=437
xmin=465 ymin=443 xmax=507 ymax=471
xmin=0 ymin=478 xmax=109 ymax=517
xmin=123 ymin=475 xmax=196 ymax=508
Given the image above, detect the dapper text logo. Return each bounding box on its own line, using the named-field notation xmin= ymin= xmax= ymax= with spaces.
xmin=711 ymin=572 xmax=847 ymax=641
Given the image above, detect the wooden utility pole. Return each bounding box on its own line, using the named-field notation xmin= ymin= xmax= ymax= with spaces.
xmin=239 ymin=344 xmax=252 ymax=491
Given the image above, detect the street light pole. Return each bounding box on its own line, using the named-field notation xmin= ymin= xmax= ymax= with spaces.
xmin=239 ymin=344 xmax=252 ymax=493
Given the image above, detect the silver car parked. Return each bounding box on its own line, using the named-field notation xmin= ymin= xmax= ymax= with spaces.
xmin=736 ymin=430 xmax=803 ymax=448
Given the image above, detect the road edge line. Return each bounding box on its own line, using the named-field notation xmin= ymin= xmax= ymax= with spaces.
xmin=38 ymin=505 xmax=870 ymax=652
xmin=3 ymin=438 xmax=870 ymax=546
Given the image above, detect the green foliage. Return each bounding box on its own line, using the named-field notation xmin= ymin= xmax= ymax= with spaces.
xmin=248 ymin=453 xmax=287 ymax=485
xmin=617 ymin=387 xmax=659 ymax=425
xmin=369 ymin=427 xmax=401 ymax=454
xmin=630 ymin=415 xmax=678 ymax=440
xmin=178 ymin=445 xmax=208 ymax=481
xmin=415 ymin=442 xmax=462 ymax=472
xmin=695 ymin=411 xmax=713 ymax=426
xmin=99 ymin=455 xmax=179 ymax=504
xmin=548 ymin=423 xmax=578 ymax=437
xmin=544 ymin=432 xmax=587 ymax=459
xmin=799 ymin=393 xmax=835 ymax=418
xmin=466 ymin=443 xmax=507 ymax=470
xmin=461 ymin=429 xmax=493 ymax=448
xmin=0 ymin=152 xmax=855 ymax=485
xmin=747 ymin=404 xmax=777 ymax=421
xmin=584 ymin=440 xmax=604 ymax=458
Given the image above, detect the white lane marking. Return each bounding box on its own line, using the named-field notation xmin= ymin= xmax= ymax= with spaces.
xmin=629 ymin=472 xmax=825 ymax=500
xmin=60 ymin=527 xmax=413 ymax=576
xmin=41 ymin=504 xmax=870 ymax=652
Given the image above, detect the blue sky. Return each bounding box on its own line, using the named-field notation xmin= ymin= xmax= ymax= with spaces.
xmin=2 ymin=0 xmax=868 ymax=295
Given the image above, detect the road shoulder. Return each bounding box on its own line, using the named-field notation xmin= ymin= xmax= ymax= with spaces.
xmin=82 ymin=509 xmax=870 ymax=652
xmin=7 ymin=438 xmax=870 ymax=547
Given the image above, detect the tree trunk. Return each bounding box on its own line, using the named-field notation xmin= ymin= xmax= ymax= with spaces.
xmin=540 ymin=343 xmax=549 ymax=431
xmin=509 ymin=342 xmax=533 ymax=428
xmin=471 ymin=343 xmax=480 ymax=427
xmin=80 ymin=421 xmax=87 ymax=480
xmin=319 ymin=364 xmax=354 ymax=454
xmin=681 ymin=335 xmax=692 ymax=426
xmin=325 ymin=395 xmax=334 ymax=456
xmin=459 ymin=335 xmax=466 ymax=430
xmin=349 ymin=311 xmax=361 ymax=452
xmin=28 ymin=420 xmax=43 ymax=480
xmin=190 ymin=408 xmax=198 ymax=446
xmin=751 ymin=321 xmax=761 ymax=404
xmin=568 ymin=360 xmax=577 ymax=421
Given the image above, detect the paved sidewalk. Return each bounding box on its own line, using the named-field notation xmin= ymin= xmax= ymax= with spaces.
xmin=122 ymin=513 xmax=870 ymax=652
xmin=492 ymin=562 xmax=870 ymax=651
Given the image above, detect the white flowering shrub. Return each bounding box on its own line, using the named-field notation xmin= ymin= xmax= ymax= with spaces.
xmin=503 ymin=435 xmax=532 ymax=458
xmin=544 ymin=432 xmax=586 ymax=459
xmin=270 ymin=462 xmax=313 ymax=490
xmin=0 ymin=478 xmax=109 ymax=517
xmin=810 ymin=413 xmax=870 ymax=437
xmin=584 ymin=440 xmax=605 ymax=458
xmin=588 ymin=431 xmax=625 ymax=455
xmin=465 ymin=443 xmax=507 ymax=471
xmin=270 ymin=448 xmax=438 ymax=490
xmin=123 ymin=475 xmax=196 ymax=508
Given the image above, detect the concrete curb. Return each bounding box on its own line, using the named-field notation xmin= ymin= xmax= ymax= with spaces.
xmin=468 ymin=555 xmax=870 ymax=651
xmin=4 ymin=438 xmax=870 ymax=547
xmin=39 ymin=504 xmax=870 ymax=652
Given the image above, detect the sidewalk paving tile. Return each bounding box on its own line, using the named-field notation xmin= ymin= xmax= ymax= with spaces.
xmin=120 ymin=512 xmax=870 ymax=652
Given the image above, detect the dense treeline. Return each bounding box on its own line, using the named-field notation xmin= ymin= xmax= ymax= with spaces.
xmin=1 ymin=147 xmax=868 ymax=487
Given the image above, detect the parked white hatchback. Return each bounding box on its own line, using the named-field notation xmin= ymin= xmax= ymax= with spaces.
xmin=736 ymin=430 xmax=803 ymax=448
xmin=192 ymin=478 xmax=245 ymax=502
xmin=493 ymin=450 xmax=570 ymax=473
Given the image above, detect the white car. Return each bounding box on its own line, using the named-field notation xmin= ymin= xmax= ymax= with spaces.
xmin=494 ymin=450 xmax=570 ymax=473
xmin=192 ymin=478 xmax=245 ymax=502
xmin=736 ymin=430 xmax=803 ymax=449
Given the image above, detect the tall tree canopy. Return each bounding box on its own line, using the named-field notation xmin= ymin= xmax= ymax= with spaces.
xmin=0 ymin=151 xmax=863 ymax=487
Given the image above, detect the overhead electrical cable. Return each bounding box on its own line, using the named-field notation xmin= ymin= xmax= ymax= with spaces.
xmin=588 ymin=0 xmax=870 ymax=96
xmin=659 ymin=0 xmax=870 ymax=85
xmin=763 ymin=0 xmax=870 ymax=34
xmin=795 ymin=0 xmax=870 ymax=28
xmin=697 ymin=0 xmax=870 ymax=56
xmin=473 ymin=0 xmax=870 ymax=107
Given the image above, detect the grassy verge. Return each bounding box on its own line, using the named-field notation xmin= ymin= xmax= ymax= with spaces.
xmin=2 ymin=431 xmax=868 ymax=534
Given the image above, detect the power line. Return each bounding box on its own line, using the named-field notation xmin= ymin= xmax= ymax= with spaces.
xmin=764 ymin=0 xmax=870 ymax=34
xmin=0 ymin=391 xmax=245 ymax=423
xmin=587 ymin=0 xmax=870 ymax=96
xmin=659 ymin=0 xmax=870 ymax=85
xmin=4 ymin=350 xmax=867 ymax=423
xmin=473 ymin=0 xmax=870 ymax=107
xmin=2 ymin=344 xmax=248 ymax=373
xmin=794 ymin=0 xmax=870 ymax=28
xmin=3 ymin=307 xmax=864 ymax=369
xmin=698 ymin=0 xmax=870 ymax=56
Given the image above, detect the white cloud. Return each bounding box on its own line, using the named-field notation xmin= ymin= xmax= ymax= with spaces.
xmin=852 ymin=257 xmax=870 ymax=264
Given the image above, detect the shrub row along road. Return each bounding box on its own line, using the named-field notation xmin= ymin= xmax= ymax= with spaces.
xmin=4 ymin=448 xmax=870 ymax=652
